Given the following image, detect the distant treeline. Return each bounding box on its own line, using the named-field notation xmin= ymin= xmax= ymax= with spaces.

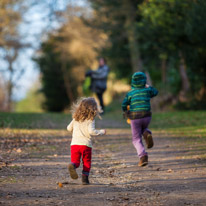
xmin=35 ymin=0 xmax=206 ymax=111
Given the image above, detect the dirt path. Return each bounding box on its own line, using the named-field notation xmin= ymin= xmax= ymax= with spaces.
xmin=0 ymin=128 xmax=206 ymax=206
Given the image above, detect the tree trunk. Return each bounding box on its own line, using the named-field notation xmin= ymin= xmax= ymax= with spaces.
xmin=178 ymin=51 xmax=190 ymax=102
xmin=145 ymin=71 xmax=152 ymax=86
xmin=61 ymin=53 xmax=74 ymax=103
xmin=7 ymin=82 xmax=12 ymax=111
xmin=7 ymin=56 xmax=14 ymax=111
xmin=123 ymin=0 xmax=142 ymax=73
xmin=161 ymin=58 xmax=167 ymax=84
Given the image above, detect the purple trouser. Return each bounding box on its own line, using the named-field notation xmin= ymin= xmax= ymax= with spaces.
xmin=131 ymin=117 xmax=152 ymax=158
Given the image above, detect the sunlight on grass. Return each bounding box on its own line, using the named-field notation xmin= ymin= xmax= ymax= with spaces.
xmin=153 ymin=126 xmax=206 ymax=137
xmin=0 ymin=112 xmax=71 ymax=129
xmin=0 ymin=111 xmax=206 ymax=131
xmin=0 ymin=128 xmax=70 ymax=140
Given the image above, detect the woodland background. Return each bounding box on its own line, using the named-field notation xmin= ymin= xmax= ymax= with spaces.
xmin=0 ymin=0 xmax=206 ymax=112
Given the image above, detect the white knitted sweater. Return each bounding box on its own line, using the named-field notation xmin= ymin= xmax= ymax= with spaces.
xmin=67 ymin=119 xmax=105 ymax=148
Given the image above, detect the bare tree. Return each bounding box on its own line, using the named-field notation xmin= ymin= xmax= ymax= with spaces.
xmin=2 ymin=40 xmax=29 ymax=110
xmin=0 ymin=0 xmax=28 ymax=111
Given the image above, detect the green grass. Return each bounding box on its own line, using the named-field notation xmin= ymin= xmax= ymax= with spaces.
xmin=0 ymin=110 xmax=206 ymax=131
xmin=151 ymin=111 xmax=206 ymax=129
xmin=0 ymin=112 xmax=71 ymax=129
xmin=0 ymin=176 xmax=17 ymax=183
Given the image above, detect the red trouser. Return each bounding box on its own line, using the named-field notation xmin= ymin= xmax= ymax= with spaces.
xmin=70 ymin=145 xmax=92 ymax=175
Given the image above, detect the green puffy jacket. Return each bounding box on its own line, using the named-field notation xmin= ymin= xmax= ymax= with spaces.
xmin=122 ymin=72 xmax=158 ymax=113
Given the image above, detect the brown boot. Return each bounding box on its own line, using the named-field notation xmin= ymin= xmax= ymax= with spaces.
xmin=82 ymin=175 xmax=90 ymax=185
xmin=138 ymin=155 xmax=148 ymax=167
xmin=68 ymin=164 xmax=78 ymax=179
xmin=143 ymin=131 xmax=154 ymax=149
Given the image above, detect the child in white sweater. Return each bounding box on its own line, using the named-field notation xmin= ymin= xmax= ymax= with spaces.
xmin=67 ymin=97 xmax=106 ymax=185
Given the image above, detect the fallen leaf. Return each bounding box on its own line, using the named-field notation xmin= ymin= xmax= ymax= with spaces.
xmin=16 ymin=148 xmax=22 ymax=153
xmin=167 ymin=169 xmax=173 ymax=173
xmin=123 ymin=197 xmax=129 ymax=200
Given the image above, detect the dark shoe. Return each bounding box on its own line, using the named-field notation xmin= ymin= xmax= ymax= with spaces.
xmin=143 ymin=131 xmax=154 ymax=149
xmin=138 ymin=155 xmax=148 ymax=167
xmin=68 ymin=164 xmax=78 ymax=179
xmin=82 ymin=175 xmax=90 ymax=185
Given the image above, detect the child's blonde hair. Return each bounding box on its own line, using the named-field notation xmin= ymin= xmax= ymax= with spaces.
xmin=72 ymin=97 xmax=100 ymax=122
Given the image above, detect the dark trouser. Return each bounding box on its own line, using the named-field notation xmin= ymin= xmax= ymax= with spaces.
xmin=131 ymin=117 xmax=152 ymax=158
xmin=96 ymin=92 xmax=104 ymax=111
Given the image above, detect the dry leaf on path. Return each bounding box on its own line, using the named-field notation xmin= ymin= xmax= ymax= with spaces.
xmin=16 ymin=148 xmax=22 ymax=153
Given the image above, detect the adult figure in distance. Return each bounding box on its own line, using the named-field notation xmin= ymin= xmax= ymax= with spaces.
xmin=86 ymin=57 xmax=109 ymax=114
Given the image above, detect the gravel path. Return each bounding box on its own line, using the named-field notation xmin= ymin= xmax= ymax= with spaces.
xmin=0 ymin=128 xmax=206 ymax=206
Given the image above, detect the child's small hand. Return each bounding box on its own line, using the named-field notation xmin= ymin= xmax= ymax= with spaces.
xmin=145 ymin=84 xmax=150 ymax=88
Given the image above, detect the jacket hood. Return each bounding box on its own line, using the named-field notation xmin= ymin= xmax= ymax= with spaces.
xmin=131 ymin=72 xmax=147 ymax=89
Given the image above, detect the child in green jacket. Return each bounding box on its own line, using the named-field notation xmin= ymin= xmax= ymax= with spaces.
xmin=122 ymin=72 xmax=158 ymax=166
